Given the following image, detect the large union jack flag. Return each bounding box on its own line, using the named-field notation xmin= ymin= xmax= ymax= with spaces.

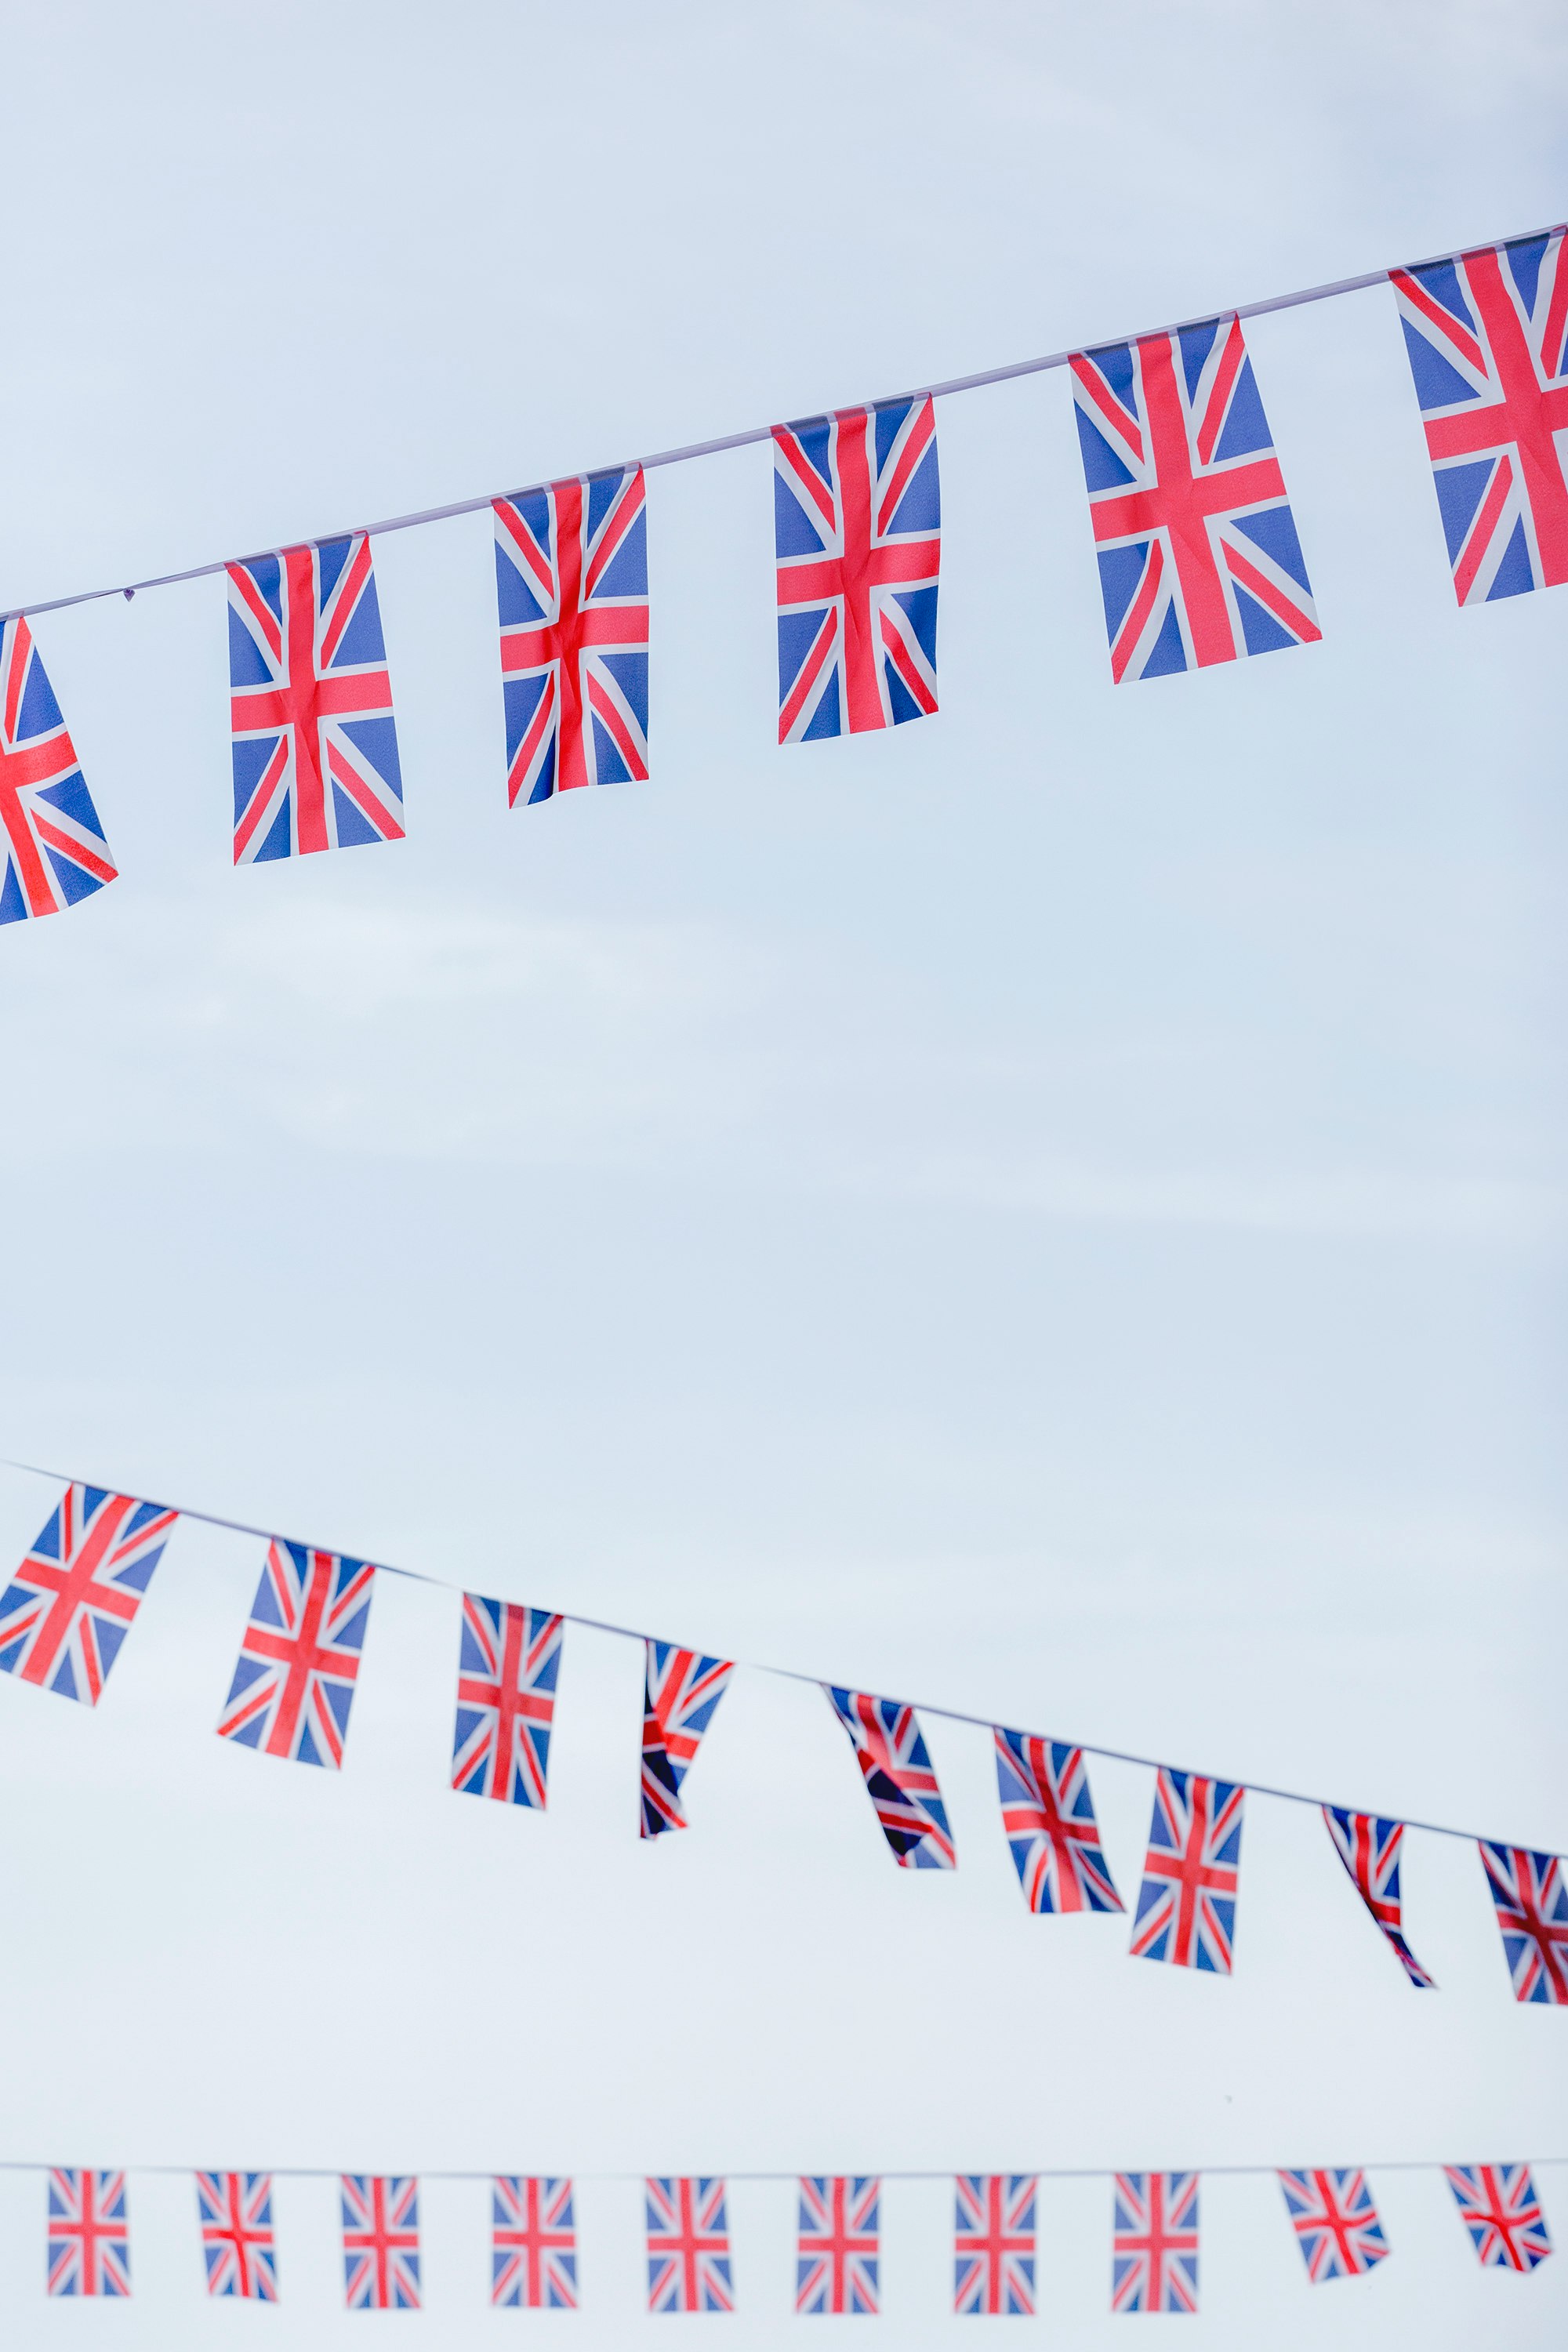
xmin=826 ymin=1686 xmax=955 ymax=1869
xmin=645 ymin=2176 xmax=733 ymax=2312
xmin=0 ymin=617 xmax=118 ymax=926
xmin=1276 ymin=2169 xmax=1389 ymax=2284
xmin=1479 ymin=1842 xmax=1568 ymax=2005
xmin=341 ymin=2176 xmax=421 ymax=2310
xmin=1391 ymin=229 xmax=1568 ymax=604
xmin=1129 ymin=1769 xmax=1244 ymax=1974
xmin=641 ymin=1640 xmax=735 ymax=1836
xmin=227 ymin=534 xmax=404 ymax=863
xmin=196 ymin=2172 xmax=278 ymax=2301
xmin=48 ymin=2170 xmax=130 ymax=2298
xmin=495 ymin=467 xmax=648 ymax=803
xmin=994 ymin=1727 xmax=1122 ymax=1915
xmin=1323 ymin=1807 xmax=1435 ymax=1989
xmin=492 ymin=2176 xmax=578 ymax=2308
xmin=216 ymin=1540 xmax=376 ymax=1769
xmin=1112 ymin=2172 xmax=1199 ymax=2314
xmin=773 ymin=397 xmax=940 ymax=742
xmin=0 ymin=1483 xmax=176 ymax=1706
xmin=953 ymin=2175 xmax=1036 ymax=2316
xmin=452 ymin=1595 xmax=562 ymax=1807
xmin=796 ymin=2176 xmax=880 ymax=2314
xmin=1443 ymin=2164 xmax=1552 ymax=2272
xmin=1071 ymin=315 xmax=1319 ymax=681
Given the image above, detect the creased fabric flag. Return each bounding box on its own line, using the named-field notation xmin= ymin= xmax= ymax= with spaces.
xmin=994 ymin=1728 xmax=1122 ymax=1914
xmin=641 ymin=1642 xmax=734 ymax=1836
xmin=645 ymin=2177 xmax=733 ymax=2312
xmin=196 ymin=2172 xmax=278 ymax=2302
xmin=1390 ymin=229 xmax=1568 ymax=603
xmin=1323 ymin=1808 xmax=1435 ymax=1988
xmin=227 ymin=535 xmax=404 ymax=863
xmin=1112 ymin=2172 xmax=1199 ymax=2314
xmin=826 ymin=1686 xmax=956 ymax=1868
xmin=452 ymin=1596 xmax=562 ymax=1806
xmin=1444 ymin=2165 xmax=1552 ymax=2271
xmin=0 ymin=617 xmax=118 ymax=925
xmin=0 ymin=1483 xmax=176 ymax=1706
xmin=1129 ymin=1769 xmax=1243 ymax=1974
xmin=796 ymin=2176 xmax=880 ymax=2314
xmin=494 ymin=467 xmax=648 ymax=802
xmin=1071 ymin=315 xmax=1319 ymax=681
xmin=492 ymin=2176 xmax=578 ymax=2308
xmin=216 ymin=1541 xmax=376 ymax=1769
xmin=341 ymin=2176 xmax=421 ymax=2310
xmin=954 ymin=2175 xmax=1036 ymax=2316
xmin=48 ymin=2171 xmax=130 ymax=2298
xmin=1479 ymin=1842 xmax=1568 ymax=2005
xmin=1276 ymin=2169 xmax=1389 ymax=2283
xmin=773 ymin=397 xmax=940 ymax=742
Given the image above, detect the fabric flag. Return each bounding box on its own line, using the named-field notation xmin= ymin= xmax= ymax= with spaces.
xmin=216 ymin=1540 xmax=376 ymax=1769
xmin=452 ymin=1596 xmax=563 ymax=1807
xmin=1112 ymin=2172 xmax=1199 ymax=2314
xmin=953 ymin=2175 xmax=1036 ymax=2316
xmin=1389 ymin=229 xmax=1568 ymax=603
xmin=494 ymin=467 xmax=648 ymax=804
xmin=48 ymin=2170 xmax=130 ymax=2298
xmin=1129 ymin=1769 xmax=1244 ymax=1974
xmin=826 ymin=1686 xmax=956 ymax=1868
xmin=196 ymin=2172 xmax=278 ymax=2302
xmin=641 ymin=1641 xmax=735 ymax=1836
xmin=492 ymin=2176 xmax=578 ymax=2309
xmin=1478 ymin=1842 xmax=1568 ymax=2005
xmin=1323 ymin=1808 xmax=1435 ymax=1988
xmin=341 ymin=2176 xmax=421 ymax=2310
xmin=772 ymin=397 xmax=940 ymax=742
xmin=994 ymin=1728 xmax=1122 ymax=1914
xmin=645 ymin=2177 xmax=733 ymax=2313
xmin=796 ymin=2176 xmax=880 ymax=2314
xmin=227 ymin=534 xmax=404 ymax=863
xmin=0 ymin=1483 xmax=176 ymax=1707
xmin=1070 ymin=314 xmax=1319 ymax=681
xmin=1276 ymin=2169 xmax=1389 ymax=2284
xmin=1443 ymin=2165 xmax=1552 ymax=2272
xmin=0 ymin=615 xmax=118 ymax=925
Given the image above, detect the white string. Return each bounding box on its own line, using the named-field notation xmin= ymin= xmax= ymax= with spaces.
xmin=0 ymin=2157 xmax=1561 ymax=2181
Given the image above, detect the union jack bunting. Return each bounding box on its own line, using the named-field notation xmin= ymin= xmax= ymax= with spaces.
xmin=645 ymin=2176 xmax=733 ymax=2313
xmin=495 ymin=466 xmax=648 ymax=802
xmin=196 ymin=2172 xmax=278 ymax=2302
xmin=796 ymin=2176 xmax=880 ymax=2314
xmin=492 ymin=2176 xmax=578 ymax=2309
xmin=216 ymin=1540 xmax=376 ymax=1769
xmin=1112 ymin=2172 xmax=1199 ymax=2314
xmin=1479 ymin=1842 xmax=1568 ymax=2005
xmin=1323 ymin=1808 xmax=1436 ymax=1988
xmin=826 ymin=1685 xmax=956 ymax=1868
xmin=953 ymin=2175 xmax=1036 ymax=2316
xmin=341 ymin=2176 xmax=421 ymax=2310
xmin=773 ymin=397 xmax=940 ymax=741
xmin=1443 ymin=2165 xmax=1552 ymax=2272
xmin=1276 ymin=2169 xmax=1389 ymax=2284
xmin=1129 ymin=1769 xmax=1244 ymax=1974
xmin=0 ymin=616 xmax=118 ymax=925
xmin=227 ymin=535 xmax=404 ymax=863
xmin=48 ymin=2170 xmax=130 ymax=2298
xmin=452 ymin=1595 xmax=563 ymax=1807
xmin=994 ymin=1727 xmax=1122 ymax=1914
xmin=641 ymin=1641 xmax=735 ymax=1836
xmin=0 ymin=1483 xmax=176 ymax=1706
xmin=1391 ymin=230 xmax=1568 ymax=603
xmin=1071 ymin=315 xmax=1319 ymax=681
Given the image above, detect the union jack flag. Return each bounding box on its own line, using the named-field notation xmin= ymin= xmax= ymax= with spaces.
xmin=341 ymin=2175 xmax=421 ymax=2310
xmin=492 ymin=2176 xmax=578 ymax=2309
xmin=994 ymin=1728 xmax=1122 ymax=1914
xmin=826 ymin=1686 xmax=956 ymax=1869
xmin=495 ymin=467 xmax=648 ymax=803
xmin=216 ymin=1540 xmax=376 ymax=1769
xmin=48 ymin=2170 xmax=130 ymax=2298
xmin=1322 ymin=1808 xmax=1435 ymax=1988
xmin=1071 ymin=315 xmax=1319 ymax=681
xmin=1479 ymin=1842 xmax=1568 ymax=2005
xmin=195 ymin=2172 xmax=278 ymax=2301
xmin=0 ymin=617 xmax=118 ymax=926
xmin=1391 ymin=229 xmax=1568 ymax=603
xmin=227 ymin=535 xmax=404 ymax=863
xmin=452 ymin=1595 xmax=562 ymax=1806
xmin=796 ymin=2176 xmax=880 ymax=2314
xmin=1112 ymin=2172 xmax=1199 ymax=2314
xmin=1129 ymin=1769 xmax=1244 ymax=1974
xmin=645 ymin=2176 xmax=733 ymax=2312
xmin=0 ymin=1483 xmax=176 ymax=1706
xmin=1443 ymin=2165 xmax=1552 ymax=2272
xmin=641 ymin=1641 xmax=735 ymax=1836
xmin=773 ymin=397 xmax=940 ymax=742
xmin=1276 ymin=2169 xmax=1389 ymax=2284
xmin=953 ymin=2175 xmax=1036 ymax=2316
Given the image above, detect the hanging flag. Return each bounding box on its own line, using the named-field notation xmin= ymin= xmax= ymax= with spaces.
xmin=195 ymin=2172 xmax=278 ymax=2302
xmin=492 ymin=2176 xmax=578 ymax=2309
xmin=341 ymin=2176 xmax=421 ymax=2310
xmin=826 ymin=1686 xmax=956 ymax=1868
xmin=0 ymin=1483 xmax=176 ymax=1706
xmin=641 ymin=1642 xmax=735 ymax=1836
xmin=452 ymin=1596 xmax=563 ymax=1806
xmin=47 ymin=2170 xmax=130 ymax=2299
xmin=1070 ymin=315 xmax=1319 ymax=681
xmin=993 ymin=1728 xmax=1122 ymax=1915
xmin=644 ymin=2177 xmax=734 ymax=2312
xmin=227 ymin=535 xmax=404 ymax=864
xmin=1322 ymin=1808 xmax=1436 ymax=1989
xmin=1443 ymin=2165 xmax=1553 ymax=2272
xmin=1129 ymin=1769 xmax=1244 ymax=1974
xmin=216 ymin=1541 xmax=376 ymax=1769
xmin=1276 ymin=2169 xmax=1389 ymax=2283
xmin=1389 ymin=230 xmax=1568 ymax=604
xmin=796 ymin=2176 xmax=880 ymax=2314
xmin=772 ymin=398 xmax=940 ymax=742
xmin=1111 ymin=2172 xmax=1199 ymax=2314
xmin=1478 ymin=1842 xmax=1568 ymax=2005
xmin=0 ymin=617 xmax=118 ymax=925
xmin=953 ymin=2175 xmax=1036 ymax=2316
xmin=494 ymin=467 xmax=649 ymax=803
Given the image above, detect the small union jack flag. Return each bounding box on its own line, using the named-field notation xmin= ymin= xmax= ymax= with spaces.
xmin=641 ymin=1641 xmax=735 ymax=1836
xmin=645 ymin=2176 xmax=733 ymax=2312
xmin=826 ymin=1686 xmax=955 ymax=1869
xmin=953 ymin=2175 xmax=1036 ymax=2316
xmin=0 ymin=1483 xmax=176 ymax=1706
xmin=1071 ymin=314 xmax=1319 ymax=681
xmin=1391 ymin=229 xmax=1568 ymax=604
xmin=342 ymin=2175 xmax=421 ymax=2310
xmin=1129 ymin=1769 xmax=1244 ymax=1974
xmin=1479 ymin=1842 xmax=1568 ymax=2005
xmin=994 ymin=1728 xmax=1122 ymax=1915
xmin=227 ymin=534 xmax=404 ymax=863
xmin=48 ymin=2170 xmax=130 ymax=2298
xmin=1322 ymin=1808 xmax=1435 ymax=1988
xmin=1276 ymin=2169 xmax=1389 ymax=2284
xmin=216 ymin=1540 xmax=376 ymax=1769
xmin=796 ymin=2176 xmax=880 ymax=2314
xmin=773 ymin=397 xmax=940 ymax=741
xmin=196 ymin=2172 xmax=278 ymax=2301
xmin=0 ymin=617 xmax=118 ymax=926
xmin=1444 ymin=2164 xmax=1552 ymax=2272
xmin=492 ymin=2176 xmax=578 ymax=2309
xmin=452 ymin=1595 xmax=562 ymax=1807
xmin=495 ymin=466 xmax=648 ymax=803
xmin=1112 ymin=2172 xmax=1199 ymax=2314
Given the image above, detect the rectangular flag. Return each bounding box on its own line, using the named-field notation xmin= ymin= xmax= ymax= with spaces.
xmin=492 ymin=2176 xmax=578 ymax=2308
xmin=796 ymin=2176 xmax=880 ymax=2314
xmin=954 ymin=2175 xmax=1036 ymax=2316
xmin=1277 ymin=2169 xmax=1388 ymax=2283
xmin=1129 ymin=1769 xmax=1243 ymax=1974
xmin=0 ymin=1483 xmax=176 ymax=1706
xmin=641 ymin=1642 xmax=735 ymax=1836
xmin=341 ymin=2176 xmax=421 ymax=2310
xmin=48 ymin=2171 xmax=130 ymax=2298
xmin=645 ymin=2177 xmax=733 ymax=2312
xmin=452 ymin=1596 xmax=563 ymax=1806
xmin=216 ymin=1541 xmax=376 ymax=1769
xmin=1444 ymin=2165 xmax=1552 ymax=2272
xmin=1323 ymin=1807 xmax=1435 ymax=1987
xmin=826 ymin=1686 xmax=955 ymax=1868
xmin=1112 ymin=2172 xmax=1199 ymax=2314
xmin=1479 ymin=1842 xmax=1568 ymax=2005
xmin=0 ymin=617 xmax=118 ymax=925
xmin=196 ymin=2172 xmax=278 ymax=2301
xmin=994 ymin=1728 xmax=1122 ymax=1914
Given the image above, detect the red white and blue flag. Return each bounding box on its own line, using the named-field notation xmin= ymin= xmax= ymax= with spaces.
xmin=1443 ymin=2165 xmax=1552 ymax=2272
xmin=826 ymin=1686 xmax=955 ymax=1869
xmin=452 ymin=1596 xmax=562 ymax=1807
xmin=48 ymin=2170 xmax=130 ymax=2298
xmin=994 ymin=1728 xmax=1122 ymax=1915
xmin=1323 ymin=1807 xmax=1435 ymax=1988
xmin=1112 ymin=2172 xmax=1199 ymax=2314
xmin=645 ymin=2176 xmax=733 ymax=2312
xmin=196 ymin=2172 xmax=278 ymax=2302
xmin=341 ymin=2176 xmax=421 ymax=2310
xmin=492 ymin=2176 xmax=578 ymax=2309
xmin=1129 ymin=1769 xmax=1244 ymax=1974
xmin=953 ymin=2175 xmax=1036 ymax=2316
xmin=641 ymin=1641 xmax=735 ymax=1836
xmin=216 ymin=1541 xmax=376 ymax=1769
xmin=1479 ymin=1842 xmax=1568 ymax=2005
xmin=1276 ymin=2169 xmax=1389 ymax=2284
xmin=796 ymin=2176 xmax=880 ymax=2314
xmin=0 ymin=1483 xmax=176 ymax=1707
xmin=0 ymin=617 xmax=118 ymax=926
